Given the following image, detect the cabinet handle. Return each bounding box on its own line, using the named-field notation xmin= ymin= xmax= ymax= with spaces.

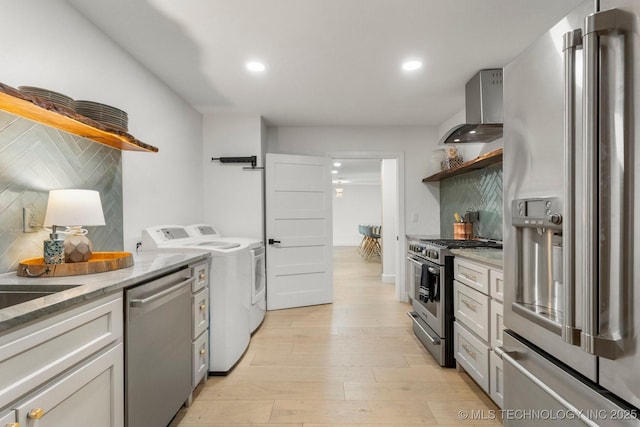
xmin=28 ymin=408 xmax=45 ymax=419
xmin=199 ymin=273 xmax=206 ymax=280
xmin=461 ymin=272 xmax=478 ymax=282
xmin=200 ymin=304 xmax=206 ymax=311
xmin=462 ymin=344 xmax=477 ymax=359
xmin=461 ymin=299 xmax=477 ymax=311
xmin=200 ymin=348 xmax=206 ymax=355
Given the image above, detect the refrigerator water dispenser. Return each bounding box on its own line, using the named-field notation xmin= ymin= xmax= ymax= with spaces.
xmin=511 ymin=197 xmax=565 ymax=334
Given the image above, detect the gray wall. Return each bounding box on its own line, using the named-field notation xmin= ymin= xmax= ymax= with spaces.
xmin=439 ymin=163 xmax=503 ymax=240
xmin=0 ymin=111 xmax=123 ymax=273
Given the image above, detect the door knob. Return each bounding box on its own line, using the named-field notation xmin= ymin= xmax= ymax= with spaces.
xmin=268 ymin=239 xmax=281 ymax=245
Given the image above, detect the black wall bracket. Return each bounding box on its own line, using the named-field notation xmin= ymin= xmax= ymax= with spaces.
xmin=211 ymin=155 xmax=262 ymax=170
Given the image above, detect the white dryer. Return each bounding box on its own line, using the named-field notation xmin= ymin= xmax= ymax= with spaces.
xmin=140 ymin=225 xmax=250 ymax=373
xmin=186 ymin=224 xmax=266 ymax=333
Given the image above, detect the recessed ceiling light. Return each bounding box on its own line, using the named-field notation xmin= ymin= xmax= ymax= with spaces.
xmin=331 ymin=170 xmax=338 ymax=174
xmin=246 ymin=61 xmax=266 ymax=72
xmin=333 ymin=162 xmax=342 ymax=167
xmin=402 ymin=60 xmax=423 ymax=71
xmin=469 ymin=130 xmax=477 ymax=134
xmin=454 ymin=138 xmax=461 ymax=142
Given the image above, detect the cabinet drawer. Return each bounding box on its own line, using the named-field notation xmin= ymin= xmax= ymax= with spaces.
xmin=454 ymin=281 xmax=490 ymax=342
xmin=0 ymin=293 xmax=122 ymax=406
xmin=489 ymin=350 xmax=504 ymax=408
xmin=490 ymin=299 xmax=504 ymax=349
xmin=191 ymin=261 xmax=209 ymax=293
xmin=489 ymin=269 xmax=504 ymax=302
xmin=15 ymin=343 xmax=123 ymax=427
xmin=192 ymin=332 xmax=208 ymax=388
xmin=192 ymin=287 xmax=209 ymax=340
xmin=454 ymin=258 xmax=489 ymax=294
xmin=454 ymin=322 xmax=489 ymax=392
xmin=0 ymin=410 xmax=16 ymax=425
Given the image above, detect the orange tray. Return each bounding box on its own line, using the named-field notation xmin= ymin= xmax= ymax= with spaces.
xmin=18 ymin=252 xmax=134 ymax=278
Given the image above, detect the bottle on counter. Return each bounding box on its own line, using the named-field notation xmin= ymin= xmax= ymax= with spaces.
xmin=44 ymin=225 xmax=65 ymax=264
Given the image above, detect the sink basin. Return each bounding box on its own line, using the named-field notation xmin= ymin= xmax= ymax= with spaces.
xmin=0 ymin=284 xmax=81 ymax=310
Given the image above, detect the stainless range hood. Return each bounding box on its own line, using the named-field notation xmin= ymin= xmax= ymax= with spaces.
xmin=439 ymin=69 xmax=503 ymax=144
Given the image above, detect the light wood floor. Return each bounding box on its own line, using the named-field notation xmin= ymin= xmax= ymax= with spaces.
xmin=172 ymin=247 xmax=501 ymax=426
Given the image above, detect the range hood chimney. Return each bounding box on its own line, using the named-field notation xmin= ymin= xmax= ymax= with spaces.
xmin=439 ymin=69 xmax=503 ymax=144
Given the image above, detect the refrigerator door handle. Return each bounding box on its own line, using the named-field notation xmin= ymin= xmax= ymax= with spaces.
xmin=499 ymin=348 xmax=600 ymax=427
xmin=581 ymin=9 xmax=628 ymax=359
xmin=561 ymin=29 xmax=582 ymax=346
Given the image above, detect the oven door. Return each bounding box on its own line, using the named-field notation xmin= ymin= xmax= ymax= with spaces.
xmin=405 ymin=256 xmax=420 ymax=301
xmin=408 ymin=255 xmax=444 ymax=337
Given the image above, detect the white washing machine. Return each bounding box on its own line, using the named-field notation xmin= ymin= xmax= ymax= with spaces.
xmin=140 ymin=225 xmax=251 ymax=373
xmin=186 ymin=224 xmax=266 ymax=333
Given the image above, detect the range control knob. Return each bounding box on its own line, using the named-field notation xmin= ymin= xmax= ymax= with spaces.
xmin=425 ymin=250 xmax=437 ymax=259
xmin=549 ymin=213 xmax=562 ymax=225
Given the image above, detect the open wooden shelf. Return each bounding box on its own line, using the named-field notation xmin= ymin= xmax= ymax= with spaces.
xmin=422 ymin=148 xmax=503 ymax=182
xmin=0 ymin=83 xmax=158 ymax=152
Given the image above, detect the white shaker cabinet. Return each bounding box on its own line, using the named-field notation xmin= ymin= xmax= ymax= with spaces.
xmin=0 ymin=292 xmax=124 ymax=426
xmin=190 ymin=261 xmax=210 ymax=392
xmin=453 ymin=255 xmax=504 ymax=408
xmin=14 ymin=344 xmax=123 ymax=427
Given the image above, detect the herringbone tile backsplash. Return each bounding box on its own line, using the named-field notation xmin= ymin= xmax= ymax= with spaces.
xmin=0 ymin=111 xmax=123 ymax=274
xmin=440 ymin=163 xmax=503 ymax=240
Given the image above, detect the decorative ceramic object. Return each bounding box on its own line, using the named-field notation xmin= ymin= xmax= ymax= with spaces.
xmin=64 ymin=233 xmax=93 ymax=263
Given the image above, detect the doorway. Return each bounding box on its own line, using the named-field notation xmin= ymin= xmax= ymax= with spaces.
xmin=328 ymin=151 xmax=406 ymax=302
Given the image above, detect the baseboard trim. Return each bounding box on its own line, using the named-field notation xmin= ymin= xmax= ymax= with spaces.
xmin=381 ymin=274 xmax=395 ymax=283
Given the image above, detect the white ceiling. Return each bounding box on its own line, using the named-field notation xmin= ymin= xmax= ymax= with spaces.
xmin=67 ymin=0 xmax=584 ymax=127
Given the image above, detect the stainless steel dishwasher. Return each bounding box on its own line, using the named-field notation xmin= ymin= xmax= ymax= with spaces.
xmin=125 ymin=267 xmax=192 ymax=427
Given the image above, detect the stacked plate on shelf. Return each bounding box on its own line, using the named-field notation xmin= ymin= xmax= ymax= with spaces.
xmin=17 ymin=85 xmax=130 ymax=133
xmin=75 ymin=100 xmax=129 ymax=132
xmin=18 ymin=86 xmax=75 ymax=115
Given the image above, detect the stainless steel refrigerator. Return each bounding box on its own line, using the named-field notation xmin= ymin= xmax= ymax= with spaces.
xmin=502 ymin=0 xmax=640 ymax=425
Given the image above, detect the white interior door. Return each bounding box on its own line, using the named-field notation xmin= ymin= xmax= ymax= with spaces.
xmin=265 ymin=153 xmax=333 ymax=310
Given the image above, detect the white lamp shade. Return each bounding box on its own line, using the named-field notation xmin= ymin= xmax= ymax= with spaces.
xmin=43 ymin=189 xmax=106 ymax=227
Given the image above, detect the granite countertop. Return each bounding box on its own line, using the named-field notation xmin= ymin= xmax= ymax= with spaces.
xmin=451 ymin=248 xmax=503 ymax=268
xmin=0 ymin=249 xmax=210 ymax=332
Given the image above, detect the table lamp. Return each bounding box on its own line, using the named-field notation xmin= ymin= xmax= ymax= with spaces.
xmin=43 ymin=189 xmax=106 ymax=263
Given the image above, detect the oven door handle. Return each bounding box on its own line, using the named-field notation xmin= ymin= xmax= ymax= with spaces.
xmin=406 ymin=256 xmax=423 ymax=267
xmin=407 ymin=312 xmax=441 ymax=345
xmin=406 ymin=257 xmax=440 ymax=275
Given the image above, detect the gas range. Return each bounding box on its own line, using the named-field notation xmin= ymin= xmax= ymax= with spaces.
xmin=406 ymin=236 xmax=503 ymax=367
xmin=408 ymin=238 xmax=502 ymax=265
